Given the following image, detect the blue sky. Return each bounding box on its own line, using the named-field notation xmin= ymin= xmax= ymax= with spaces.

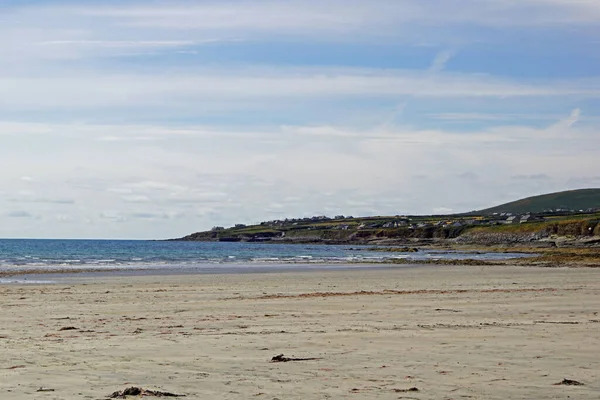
xmin=0 ymin=0 xmax=599 ymax=239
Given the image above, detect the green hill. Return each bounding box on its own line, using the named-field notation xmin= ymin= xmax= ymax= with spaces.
xmin=475 ymin=188 xmax=600 ymax=215
xmin=173 ymin=188 xmax=600 ymax=244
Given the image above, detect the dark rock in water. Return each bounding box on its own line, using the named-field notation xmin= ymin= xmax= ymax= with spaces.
xmin=248 ymin=237 xmax=272 ymax=242
xmin=218 ymin=237 xmax=242 ymax=242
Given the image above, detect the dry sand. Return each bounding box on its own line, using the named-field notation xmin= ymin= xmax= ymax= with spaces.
xmin=1 ymin=265 xmax=599 ymax=399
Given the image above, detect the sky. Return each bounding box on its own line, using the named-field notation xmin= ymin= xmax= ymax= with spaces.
xmin=0 ymin=0 xmax=599 ymax=239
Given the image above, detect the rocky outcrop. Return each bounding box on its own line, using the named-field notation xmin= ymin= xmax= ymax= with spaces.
xmin=455 ymin=219 xmax=600 ymax=246
xmin=454 ymin=231 xmax=551 ymax=246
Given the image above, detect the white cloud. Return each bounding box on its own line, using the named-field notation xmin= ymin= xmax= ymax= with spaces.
xmin=429 ymin=113 xmax=549 ymax=122
xmin=562 ymin=108 xmax=582 ymax=128
xmin=38 ymin=40 xmax=198 ymax=48
xmin=64 ymin=1 xmax=600 ymax=33
xmin=129 ymin=212 xmax=169 ymax=220
xmin=121 ymin=195 xmax=151 ymax=203
xmin=1 ymin=0 xmax=598 ymax=67
xmin=7 ymin=197 xmax=75 ymax=204
xmin=0 ymin=69 xmax=598 ymax=113
xmin=96 ymin=136 xmax=159 ymax=142
xmin=429 ymin=50 xmax=455 ymax=73
xmin=512 ymin=174 xmax=551 ymax=181
xmin=0 ymin=0 xmax=597 ymax=239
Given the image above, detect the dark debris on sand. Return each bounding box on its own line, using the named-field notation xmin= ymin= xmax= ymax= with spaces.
xmin=554 ymin=378 xmax=584 ymax=386
xmin=58 ymin=326 xmax=78 ymax=331
xmin=393 ymin=387 xmax=420 ymax=392
xmin=108 ymin=387 xmax=185 ymax=398
xmin=271 ymin=354 xmax=321 ymax=362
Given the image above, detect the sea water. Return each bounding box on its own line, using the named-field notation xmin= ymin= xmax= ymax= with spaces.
xmin=0 ymin=239 xmax=530 ymax=278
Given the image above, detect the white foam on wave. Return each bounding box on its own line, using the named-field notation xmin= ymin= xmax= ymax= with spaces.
xmin=0 ymin=278 xmax=55 ymax=284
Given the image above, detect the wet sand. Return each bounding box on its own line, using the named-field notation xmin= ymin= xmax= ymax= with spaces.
xmin=1 ymin=265 xmax=599 ymax=399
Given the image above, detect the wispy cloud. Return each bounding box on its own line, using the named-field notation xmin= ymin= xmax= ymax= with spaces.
xmin=0 ymin=0 xmax=598 ymax=238
xmin=37 ymin=40 xmax=198 ymax=48
xmin=548 ymin=108 xmax=582 ymax=131
xmin=2 ymin=0 xmax=598 ymax=65
xmin=1 ymin=69 xmax=599 ymax=114
xmin=7 ymin=197 xmax=75 ymax=205
xmin=429 ymin=50 xmax=455 ymax=73
xmin=512 ymin=174 xmax=551 ymax=181
xmin=428 ymin=113 xmax=551 ymax=122
xmin=65 ymin=1 xmax=600 ymax=32
xmin=0 ymin=108 xmax=594 ymax=149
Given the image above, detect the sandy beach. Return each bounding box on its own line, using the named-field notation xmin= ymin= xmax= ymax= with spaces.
xmin=1 ymin=265 xmax=599 ymax=399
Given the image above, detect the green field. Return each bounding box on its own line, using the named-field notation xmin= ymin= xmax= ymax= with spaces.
xmin=473 ymin=188 xmax=600 ymax=215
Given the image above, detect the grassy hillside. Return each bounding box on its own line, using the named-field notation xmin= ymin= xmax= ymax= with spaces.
xmin=175 ymin=212 xmax=600 ymax=244
xmin=173 ymin=189 xmax=600 ymax=245
xmin=474 ymin=188 xmax=600 ymax=215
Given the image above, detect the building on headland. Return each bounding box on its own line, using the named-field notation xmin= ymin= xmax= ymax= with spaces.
xmin=501 ymin=214 xmax=545 ymax=224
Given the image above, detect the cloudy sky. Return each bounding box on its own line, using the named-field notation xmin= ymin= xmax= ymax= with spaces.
xmin=1 ymin=0 xmax=599 ymax=239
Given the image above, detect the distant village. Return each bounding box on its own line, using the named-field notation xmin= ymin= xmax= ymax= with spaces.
xmin=213 ymin=207 xmax=600 ymax=232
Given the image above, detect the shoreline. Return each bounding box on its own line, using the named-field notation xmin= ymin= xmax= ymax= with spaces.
xmin=2 ymin=239 xmax=597 ymax=284
xmin=0 ymin=244 xmax=539 ymax=283
xmin=4 ymin=246 xmax=599 ymax=284
xmin=0 ymin=262 xmax=437 ymax=284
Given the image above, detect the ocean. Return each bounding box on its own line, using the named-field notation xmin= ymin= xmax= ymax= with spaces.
xmin=0 ymin=239 xmax=528 ymax=282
